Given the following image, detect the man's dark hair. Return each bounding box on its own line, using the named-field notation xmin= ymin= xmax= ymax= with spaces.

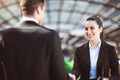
xmin=20 ymin=0 xmax=44 ymax=16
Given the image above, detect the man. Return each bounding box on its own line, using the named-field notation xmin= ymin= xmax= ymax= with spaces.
xmin=0 ymin=0 xmax=68 ymax=80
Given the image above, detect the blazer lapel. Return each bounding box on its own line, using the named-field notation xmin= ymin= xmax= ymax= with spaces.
xmin=83 ymin=43 xmax=90 ymax=66
xmin=97 ymin=41 xmax=106 ymax=68
xmin=83 ymin=41 xmax=106 ymax=67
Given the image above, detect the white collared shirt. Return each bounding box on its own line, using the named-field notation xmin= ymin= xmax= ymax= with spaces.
xmin=89 ymin=41 xmax=101 ymax=79
xmin=20 ymin=17 xmax=38 ymax=23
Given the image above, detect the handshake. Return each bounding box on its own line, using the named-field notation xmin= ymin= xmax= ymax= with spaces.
xmin=69 ymin=73 xmax=76 ymax=80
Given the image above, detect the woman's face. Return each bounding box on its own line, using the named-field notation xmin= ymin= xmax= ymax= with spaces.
xmin=85 ymin=20 xmax=102 ymax=41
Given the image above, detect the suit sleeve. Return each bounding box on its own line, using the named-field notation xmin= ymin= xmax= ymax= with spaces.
xmin=71 ymin=48 xmax=81 ymax=79
xmin=0 ymin=34 xmax=5 ymax=80
xmin=0 ymin=34 xmax=4 ymax=62
xmin=109 ymin=46 xmax=119 ymax=76
xmin=49 ymin=31 xmax=68 ymax=80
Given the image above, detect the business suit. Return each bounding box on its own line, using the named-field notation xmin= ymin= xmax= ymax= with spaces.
xmin=0 ymin=21 xmax=67 ymax=80
xmin=71 ymin=41 xmax=119 ymax=80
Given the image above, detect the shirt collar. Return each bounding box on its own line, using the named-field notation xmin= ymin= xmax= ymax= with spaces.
xmin=21 ymin=17 xmax=38 ymax=24
xmin=89 ymin=40 xmax=101 ymax=49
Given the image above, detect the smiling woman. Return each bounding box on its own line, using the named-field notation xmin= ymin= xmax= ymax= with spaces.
xmin=85 ymin=16 xmax=104 ymax=44
xmin=69 ymin=16 xmax=119 ymax=80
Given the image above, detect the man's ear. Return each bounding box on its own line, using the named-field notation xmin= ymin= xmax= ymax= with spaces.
xmin=36 ymin=6 xmax=41 ymax=14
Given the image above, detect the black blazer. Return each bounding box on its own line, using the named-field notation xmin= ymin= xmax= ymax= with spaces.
xmin=71 ymin=41 xmax=119 ymax=80
xmin=0 ymin=21 xmax=68 ymax=80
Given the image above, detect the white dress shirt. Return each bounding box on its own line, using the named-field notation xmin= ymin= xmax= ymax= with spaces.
xmin=20 ymin=17 xmax=38 ymax=23
xmin=89 ymin=41 xmax=101 ymax=79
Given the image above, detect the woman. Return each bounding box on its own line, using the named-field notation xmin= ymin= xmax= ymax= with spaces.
xmin=69 ymin=16 xmax=119 ymax=80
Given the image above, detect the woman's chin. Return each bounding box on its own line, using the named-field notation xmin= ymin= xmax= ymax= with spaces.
xmin=88 ymin=38 xmax=94 ymax=41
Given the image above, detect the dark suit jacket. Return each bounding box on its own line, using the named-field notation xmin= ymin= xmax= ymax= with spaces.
xmin=71 ymin=41 xmax=119 ymax=80
xmin=0 ymin=21 xmax=68 ymax=80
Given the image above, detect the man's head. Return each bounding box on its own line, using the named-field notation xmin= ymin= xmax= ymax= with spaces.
xmin=20 ymin=0 xmax=45 ymax=25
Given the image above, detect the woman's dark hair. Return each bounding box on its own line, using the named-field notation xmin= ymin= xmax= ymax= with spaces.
xmin=20 ymin=0 xmax=44 ymax=16
xmin=86 ymin=16 xmax=104 ymax=40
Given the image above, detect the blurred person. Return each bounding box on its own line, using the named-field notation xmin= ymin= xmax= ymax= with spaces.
xmin=63 ymin=48 xmax=74 ymax=73
xmin=0 ymin=0 xmax=68 ymax=80
xmin=69 ymin=16 xmax=119 ymax=80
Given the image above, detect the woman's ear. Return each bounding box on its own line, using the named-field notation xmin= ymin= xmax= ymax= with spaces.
xmin=100 ymin=27 xmax=103 ymax=33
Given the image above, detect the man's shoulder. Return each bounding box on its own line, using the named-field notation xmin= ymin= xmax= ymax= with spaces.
xmin=41 ymin=26 xmax=57 ymax=34
xmin=16 ymin=21 xmax=58 ymax=35
xmin=0 ymin=28 xmax=14 ymax=34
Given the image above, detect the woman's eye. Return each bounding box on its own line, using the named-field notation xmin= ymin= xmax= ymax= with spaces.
xmin=85 ymin=28 xmax=88 ymax=30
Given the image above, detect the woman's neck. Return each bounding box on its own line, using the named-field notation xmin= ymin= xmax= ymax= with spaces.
xmin=90 ymin=39 xmax=101 ymax=48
